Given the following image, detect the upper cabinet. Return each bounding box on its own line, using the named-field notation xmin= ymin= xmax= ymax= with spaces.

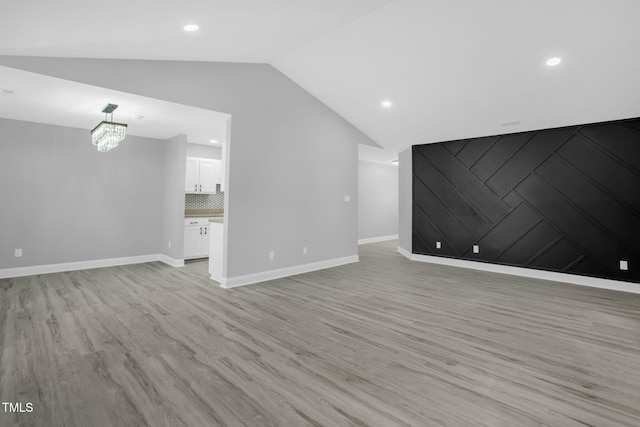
xmin=185 ymin=157 xmax=220 ymax=194
xmin=198 ymin=160 xmax=218 ymax=193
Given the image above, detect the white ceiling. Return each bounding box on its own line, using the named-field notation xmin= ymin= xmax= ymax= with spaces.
xmin=0 ymin=66 xmax=229 ymax=145
xmin=0 ymin=0 xmax=391 ymax=62
xmin=1 ymin=0 xmax=640 ymax=155
xmin=275 ymin=0 xmax=640 ymax=152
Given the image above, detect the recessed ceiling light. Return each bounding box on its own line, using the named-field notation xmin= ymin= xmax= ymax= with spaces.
xmin=132 ymin=115 xmax=145 ymax=120
xmin=546 ymin=57 xmax=562 ymax=66
xmin=184 ymin=24 xmax=199 ymax=32
xmin=210 ymin=139 xmax=218 ymax=143
xmin=391 ymin=159 xmax=399 ymax=165
xmin=381 ymin=100 xmax=392 ymax=108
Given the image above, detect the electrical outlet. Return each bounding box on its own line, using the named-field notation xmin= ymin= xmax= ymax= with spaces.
xmin=168 ymin=241 xmax=172 ymax=248
xmin=344 ymin=195 xmax=351 ymax=202
xmin=269 ymin=250 xmax=275 ymax=260
xmin=620 ymin=260 xmax=629 ymax=271
xmin=14 ymin=248 xmax=22 ymax=258
xmin=303 ymin=247 xmax=308 ymax=255
xmin=436 ymin=241 xmax=441 ymax=249
xmin=473 ymin=245 xmax=480 ymax=254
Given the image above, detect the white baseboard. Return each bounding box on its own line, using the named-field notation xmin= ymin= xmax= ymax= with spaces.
xmin=158 ymin=254 xmax=185 ymax=268
xmin=397 ymin=247 xmax=640 ymax=295
xmin=397 ymin=246 xmax=413 ymax=259
xmin=0 ymin=254 xmax=184 ymax=279
xmin=220 ymin=255 xmax=360 ymax=289
xmin=358 ymin=234 xmax=399 ymax=245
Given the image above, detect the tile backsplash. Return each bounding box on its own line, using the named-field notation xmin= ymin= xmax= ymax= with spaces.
xmin=185 ymin=191 xmax=224 ymax=209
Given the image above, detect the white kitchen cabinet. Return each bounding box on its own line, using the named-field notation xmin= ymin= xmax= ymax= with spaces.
xmin=183 ymin=218 xmax=210 ymax=259
xmin=219 ymin=143 xmax=226 ymax=192
xmin=199 ymin=160 xmax=218 ymax=193
xmin=213 ymin=159 xmax=223 ymax=189
xmin=185 ymin=157 xmax=218 ymax=194
xmin=185 ymin=158 xmax=199 ymax=193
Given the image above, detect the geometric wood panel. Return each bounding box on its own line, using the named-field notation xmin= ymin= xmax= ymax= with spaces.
xmin=413 ymin=117 xmax=640 ymax=283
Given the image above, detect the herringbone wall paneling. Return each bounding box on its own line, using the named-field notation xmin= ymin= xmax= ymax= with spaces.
xmin=412 ymin=118 xmax=640 ymax=283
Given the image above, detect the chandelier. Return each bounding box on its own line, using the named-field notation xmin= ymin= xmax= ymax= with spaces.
xmin=91 ymin=104 xmax=127 ymax=152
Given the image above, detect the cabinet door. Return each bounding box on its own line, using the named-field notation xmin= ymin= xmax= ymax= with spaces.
xmin=220 ymin=143 xmax=226 ymax=192
xmin=212 ymin=159 xmax=223 ymax=185
xmin=185 ymin=158 xmax=199 ymax=193
xmin=184 ymin=226 xmax=204 ymax=259
xmin=202 ymin=226 xmax=210 ymax=256
xmin=198 ymin=159 xmax=217 ymax=193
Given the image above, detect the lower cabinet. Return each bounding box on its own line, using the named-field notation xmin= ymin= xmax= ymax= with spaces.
xmin=184 ymin=218 xmax=210 ymax=259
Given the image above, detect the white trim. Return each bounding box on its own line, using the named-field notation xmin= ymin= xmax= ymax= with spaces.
xmin=397 ymin=247 xmax=640 ymax=295
xmin=397 ymin=246 xmax=412 ymax=259
xmin=0 ymin=254 xmax=184 ymax=279
xmin=158 ymin=255 xmax=185 ymax=268
xmin=358 ymin=234 xmax=399 ymax=245
xmin=219 ymin=255 xmax=360 ymax=289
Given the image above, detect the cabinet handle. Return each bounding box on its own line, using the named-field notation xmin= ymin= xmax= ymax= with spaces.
xmin=204 ymin=227 xmax=207 ymax=235
xmin=200 ymin=184 xmax=202 ymax=192
xmin=194 ymin=184 xmax=197 ymax=191
xmin=200 ymin=227 xmax=202 ymax=235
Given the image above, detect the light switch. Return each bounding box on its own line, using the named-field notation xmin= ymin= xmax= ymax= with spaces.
xmin=344 ymin=195 xmax=351 ymax=202
xmin=473 ymin=245 xmax=480 ymax=254
xmin=436 ymin=241 xmax=441 ymax=249
xmin=14 ymin=248 xmax=22 ymax=257
xmin=620 ymin=260 xmax=629 ymax=271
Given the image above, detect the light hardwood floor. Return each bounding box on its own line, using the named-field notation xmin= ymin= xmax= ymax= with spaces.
xmin=1 ymin=241 xmax=640 ymax=426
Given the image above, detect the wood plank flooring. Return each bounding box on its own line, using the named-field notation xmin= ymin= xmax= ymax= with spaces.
xmin=1 ymin=240 xmax=640 ymax=426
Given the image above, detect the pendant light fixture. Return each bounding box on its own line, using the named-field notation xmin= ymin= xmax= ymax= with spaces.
xmin=91 ymin=104 xmax=127 ymax=152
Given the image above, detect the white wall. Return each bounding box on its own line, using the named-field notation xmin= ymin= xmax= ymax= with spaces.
xmin=398 ymin=148 xmax=412 ymax=252
xmin=0 ymin=117 xmax=168 ymax=268
xmin=161 ymin=134 xmax=187 ymax=261
xmin=0 ymin=57 xmax=376 ymax=281
xmin=358 ymin=160 xmax=398 ymax=241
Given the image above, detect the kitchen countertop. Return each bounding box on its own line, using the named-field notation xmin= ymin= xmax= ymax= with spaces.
xmin=209 ymin=218 xmax=224 ymax=223
xmin=185 ymin=208 xmax=223 ymax=218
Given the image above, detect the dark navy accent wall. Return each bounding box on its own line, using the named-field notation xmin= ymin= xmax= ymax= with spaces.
xmin=412 ymin=117 xmax=640 ymax=283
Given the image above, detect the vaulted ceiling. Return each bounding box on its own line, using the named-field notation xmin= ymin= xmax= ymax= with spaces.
xmin=1 ymin=0 xmax=640 ymax=157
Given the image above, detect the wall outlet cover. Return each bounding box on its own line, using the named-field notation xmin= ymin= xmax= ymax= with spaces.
xmin=436 ymin=241 xmax=442 ymax=249
xmin=303 ymin=247 xmax=308 ymax=255
xmin=620 ymin=260 xmax=629 ymax=271
xmin=269 ymin=250 xmax=275 ymax=260
xmin=473 ymin=245 xmax=480 ymax=254
xmin=14 ymin=248 xmax=22 ymax=257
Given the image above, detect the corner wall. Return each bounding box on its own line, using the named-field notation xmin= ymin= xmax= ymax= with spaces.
xmin=398 ymin=148 xmax=412 ymax=253
xmin=161 ymin=134 xmax=187 ymax=262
